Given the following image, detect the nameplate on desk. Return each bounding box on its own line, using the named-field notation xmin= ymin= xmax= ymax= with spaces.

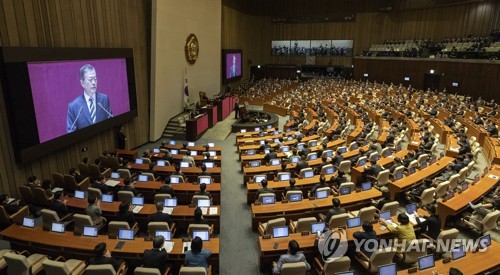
xmin=488 ymin=175 xmax=499 ymax=180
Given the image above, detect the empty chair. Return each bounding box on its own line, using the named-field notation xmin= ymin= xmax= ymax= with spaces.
xmin=32 ymin=187 xmax=53 ymax=207
xmin=280 ymin=262 xmax=307 ymax=275
xmin=285 ymin=190 xmax=303 ymax=201
xmin=117 ymin=169 xmax=132 ymax=179
xmin=374 ymin=170 xmax=390 ymax=188
xmin=258 ymin=217 xmax=286 ymax=236
xmin=42 ymin=257 xmax=87 ymax=275
xmin=147 ymin=222 xmax=176 ymax=237
xmin=154 ymin=194 xmax=172 ymax=204
xmin=41 ymin=209 xmax=71 ymax=231
xmin=422 ymin=228 xmax=459 ymax=253
xmin=73 ymin=214 xmax=99 ymax=235
xmin=4 ymin=251 xmax=48 ymax=275
xmin=448 ymin=174 xmax=460 ymax=190
xmin=417 ymin=188 xmax=436 ymax=207
xmin=434 ymin=181 xmax=449 ymax=199
xmin=289 ymin=217 xmax=317 ymax=233
xmin=458 ymin=167 xmax=468 ymax=183
xmin=85 ymin=263 xmax=127 ymax=275
xmin=396 ymin=239 xmax=431 ymax=264
xmin=178 ymin=266 xmax=211 ymax=275
xmin=187 ymin=224 xmax=212 ymax=239
xmin=463 ymin=210 xmax=500 ymax=234
xmin=350 ymin=206 xmax=377 ymax=223
xmin=87 ymin=187 xmax=103 ymax=200
xmin=380 ymin=201 xmax=399 ymax=216
xmin=337 ymin=160 xmax=351 ymax=174
xmin=0 ymin=205 xmax=29 ymax=227
xmin=327 ymin=213 xmax=349 ymax=229
xmin=108 ymin=221 xmax=136 ymax=237
xmin=117 ymin=191 xmax=134 ymax=204
xmin=314 ymin=256 xmax=351 ymax=275
xmin=355 ymin=247 xmax=397 ymax=273
xmin=52 ymin=173 xmax=65 ymax=189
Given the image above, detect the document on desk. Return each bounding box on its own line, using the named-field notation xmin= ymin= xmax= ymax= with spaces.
xmin=411 ymin=141 xmax=419 ymax=145
xmin=405 ymin=213 xmax=425 ymax=225
xmin=162 ymin=207 xmax=174 ymax=214
xmin=386 ymin=220 xmax=398 ymax=228
xmin=163 ymin=241 xmax=174 ymax=252
xmin=488 ymin=174 xmax=499 ymax=180
xmin=52 ymin=187 xmax=64 ymax=193
xmin=132 ymin=206 xmax=143 ymax=213
xmin=209 ymin=207 xmax=218 ymax=215
xmin=183 ymin=242 xmax=191 ymax=253
xmin=105 ymin=180 xmax=120 ymax=187
xmin=201 ymin=207 xmax=208 ymax=215
xmin=449 ymin=146 xmax=460 ymax=152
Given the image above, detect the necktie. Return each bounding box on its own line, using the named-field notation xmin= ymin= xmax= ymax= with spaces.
xmin=89 ymin=97 xmax=96 ymax=124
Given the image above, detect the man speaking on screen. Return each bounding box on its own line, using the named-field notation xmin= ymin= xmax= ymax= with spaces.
xmin=67 ymin=64 xmax=113 ymax=133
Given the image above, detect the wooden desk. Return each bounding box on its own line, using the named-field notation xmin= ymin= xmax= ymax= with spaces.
xmin=437 ymin=167 xmax=500 ymax=229
xmin=350 ymin=150 xmax=409 ymax=184
xmin=484 ymin=137 xmax=500 ymax=165
xmin=134 ymin=181 xmax=221 ymax=205
xmin=152 ymin=166 xmax=222 ymax=182
xmin=246 ymin=175 xmax=324 ymax=203
xmin=116 ymin=149 xmax=138 ymax=160
xmin=388 ymin=156 xmax=454 ymax=200
xmin=445 ymin=134 xmax=460 ymax=158
xmin=162 ymin=144 xmax=222 ymax=154
xmin=0 ymin=225 xmax=220 ymax=273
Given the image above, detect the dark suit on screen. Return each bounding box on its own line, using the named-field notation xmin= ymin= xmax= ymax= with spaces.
xmin=67 ymin=92 xmax=112 ymax=133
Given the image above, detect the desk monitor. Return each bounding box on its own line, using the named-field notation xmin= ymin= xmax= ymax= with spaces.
xmin=199 ymin=177 xmax=211 ymax=185
xmin=118 ymin=229 xmax=135 ymax=240
xmin=379 ymin=211 xmax=391 ymax=221
xmin=324 ymin=150 xmax=333 ymax=157
xmin=169 ymin=140 xmax=176 ymax=145
xmin=254 ymin=127 xmax=260 ymax=131
xmin=351 ymin=143 xmax=358 ymax=150
xmin=246 ymin=149 xmax=255 ymax=156
xmin=270 ymin=159 xmax=281 ymax=166
xmin=304 ymin=170 xmax=314 ymax=178
xmin=281 ymin=146 xmax=290 ymax=152
xmin=135 ymin=158 xmax=144 ymax=164
xmin=287 ymin=136 xmax=293 ymax=141
xmin=278 ymin=173 xmax=291 ymax=181
xmin=347 ymin=217 xmax=361 ymax=228
xmin=473 ymin=174 xmax=479 ymax=183
xmin=373 ymin=154 xmax=380 ymax=161
xmin=153 ymin=148 xmax=160 ymax=154
xmin=332 ymin=135 xmax=340 ymax=141
xmin=170 ymin=176 xmax=181 ymax=184
xmin=384 ymin=149 xmax=392 ymax=157
xmin=254 ymin=175 xmax=266 ymax=183
xmin=316 ymin=190 xmax=328 ymax=199
xmin=340 ymin=187 xmax=351 ymax=195
xmin=297 ymin=144 xmax=304 ymax=150
xmin=180 ymin=161 xmax=190 ymax=168
xmin=204 ymin=162 xmax=215 ymax=169
xmin=170 ymin=149 xmax=179 ymax=155
xmin=408 ymin=167 xmax=416 ymax=175
xmin=192 ymin=230 xmax=210 ymax=241
xmin=483 ymin=167 xmax=489 ymax=177
xmin=286 ymin=128 xmax=291 ymax=133
xmin=357 ymin=159 xmax=366 ymax=166
xmin=240 ymin=129 xmax=246 ymax=133
xmin=74 ymin=190 xmax=85 ymax=199
xmin=418 ymin=254 xmax=435 ymax=270
xmin=138 ymin=175 xmax=148 ymax=182
xmin=324 ymin=166 xmax=334 ymax=175
xmin=101 ymin=194 xmax=113 ymax=203
xmin=439 ymin=151 xmax=444 ymax=159
xmin=259 ymin=132 xmax=265 ymax=137
xmin=273 ymin=130 xmax=279 ymax=135
xmin=406 ymin=203 xmax=417 ymax=214
xmin=378 ymin=263 xmax=397 ymax=275
xmin=429 ymin=156 xmax=437 ymax=164
xmin=310 ymin=141 xmax=317 ymax=147
xmin=132 ymin=197 xmax=144 ymax=206
xmin=394 ymin=172 xmax=403 ymax=180
xmin=359 ymin=181 xmax=370 ymax=191
xmin=164 ymin=198 xmax=177 ymax=207
xmin=420 ymin=161 xmax=428 ymax=169
xmin=155 ymin=230 xmax=172 ymax=241
xmin=188 ymin=142 xmax=195 ymax=147
xmin=311 ymin=222 xmax=326 ymax=234
xmin=264 ymin=149 xmax=270 ymax=154
xmin=51 ymin=222 xmax=65 ymax=233
xmin=262 ymin=196 xmax=275 ymax=205
xmin=396 ymin=145 xmax=402 ymax=152
xmin=157 ymin=160 xmax=166 ymax=167
xmin=250 ymin=161 xmax=261 ymax=167
xmin=289 ymin=193 xmax=303 ymax=202
xmin=290 ymin=156 xmax=300 ymax=163
xmin=267 ymin=125 xmax=273 ymax=129
xmin=23 ymin=217 xmax=35 ymax=228
xmin=272 ymin=226 xmax=289 ymax=238
xmin=308 ymin=154 xmax=318 ymax=160
xmin=446 ymin=191 xmax=455 ymax=200
xmin=190 ymin=151 xmax=198 ymax=156
xmin=451 ymin=245 xmax=466 ymax=260
xmin=197 ymin=199 xmax=210 ymax=208
xmin=478 ymin=234 xmax=491 ymax=249
xmin=208 ymin=151 xmax=216 ymax=157
xmin=83 ymin=226 xmax=98 ymax=237
xmin=111 ymin=172 xmax=120 ymax=179
xmin=273 ymin=138 xmax=280 ymax=144
xmin=334 ymin=272 xmax=354 ymax=275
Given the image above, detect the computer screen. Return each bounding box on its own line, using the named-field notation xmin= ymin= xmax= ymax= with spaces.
xmin=461 ymin=182 xmax=468 ymax=191
xmin=164 ymin=198 xmax=177 ymax=207
xmin=290 ymin=156 xmax=300 ymax=163
xmin=408 ymin=167 xmax=416 ymax=175
xmin=418 ymin=254 xmax=435 ymax=270
xmin=396 ymin=145 xmax=402 ymax=152
xmin=274 ymin=138 xmax=280 ymax=143
xmin=254 ymin=175 xmax=266 ymax=183
xmin=310 ymin=141 xmax=317 ymax=147
xmin=384 ymin=149 xmax=392 ymax=157
xmin=373 ymin=155 xmax=380 ymax=161
xmin=378 ymin=211 xmax=390 ymax=221
xmin=451 ymin=245 xmax=466 ymax=260
xmin=289 ymin=193 xmax=303 ymax=202
xmin=267 ymin=125 xmax=273 ymax=129
xmin=111 ymin=172 xmax=120 ymax=179
xmin=347 ymin=217 xmax=361 ymax=228
xmin=180 ymin=161 xmax=190 ymax=168
xmin=297 ymin=144 xmax=304 ymax=150
xmin=250 ymin=161 xmax=260 ymax=167
xmin=304 ymin=171 xmax=314 ymax=178
xmin=351 ymin=143 xmax=358 ymax=150
xmin=23 ymin=217 xmax=35 ymax=228
xmin=138 ymin=175 xmax=148 ymax=182
xmin=479 ymin=234 xmax=491 ymax=249
xmin=192 ymin=230 xmax=210 ymax=241
xmin=157 ymin=160 xmax=166 ymax=167
xmin=395 ymin=172 xmax=403 ymax=180
xmin=279 ymin=173 xmax=291 ymax=181
xmin=361 ymin=181 xmax=372 ymax=191
xmin=199 ymin=177 xmax=211 ymax=185
xmin=209 ymin=151 xmax=216 ymax=157
xmin=311 ymin=222 xmax=326 ymax=233
xmin=406 ymin=203 xmax=417 ymax=214
xmin=132 ymin=197 xmax=144 ymax=206
xmin=286 ymin=128 xmax=291 ymax=132
xmin=135 ymin=158 xmax=144 ymax=164
xmin=272 ymin=226 xmax=289 ymax=238
xmin=118 ymin=229 xmax=135 ymax=240
xmin=170 ymin=176 xmax=181 ymax=184
xmin=429 ymin=156 xmax=436 ymax=164
xmin=197 ymin=199 xmax=211 ymax=208
xmin=288 ymin=136 xmax=293 ymax=141
xmin=240 ymin=129 xmax=246 ymax=133
xmin=270 ymin=159 xmax=281 ymax=166
xmin=420 ymin=161 xmax=428 ymax=169
xmin=262 ymin=196 xmax=275 ymax=205
xmin=254 ymin=127 xmax=260 ymax=131
xmin=188 ymin=142 xmax=195 ymax=147
xmin=378 ymin=263 xmax=397 ymax=275
xmin=83 ymin=226 xmax=98 ymax=237
xmin=170 ymin=149 xmax=179 ymax=155
xmin=308 ymin=154 xmax=318 ymax=160
xmin=169 ymin=140 xmax=176 ymax=145
xmin=153 ymin=148 xmax=160 ymax=154
xmin=447 ymin=191 xmax=455 ymax=199
xmin=324 ymin=166 xmax=334 ymax=175
xmin=316 ymin=190 xmax=328 ymax=199
xmin=155 ymin=230 xmax=172 ymax=241
xmin=334 ymin=272 xmax=354 ymax=275
xmin=75 ymin=190 xmax=85 ymax=199
xmin=247 ymin=150 xmax=255 ymax=156
xmin=357 ymin=159 xmax=366 ymax=166
xmin=190 ymin=151 xmax=198 ymax=156
xmin=208 ymin=142 xmax=215 ymax=148
xmin=281 ymin=146 xmax=290 ymax=152
xmin=340 ymin=187 xmax=351 ymax=195
xmin=51 ymin=222 xmax=65 ymax=233
xmin=324 ymin=151 xmax=333 ymax=157
xmin=204 ymin=162 xmax=215 ymax=169
xmin=101 ymin=194 xmax=113 ymax=203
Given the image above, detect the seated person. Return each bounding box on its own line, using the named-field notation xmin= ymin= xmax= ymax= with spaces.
xmin=194 ymin=183 xmax=211 ymax=198
xmin=114 ymin=201 xmax=136 ymax=228
xmin=172 ymin=165 xmax=186 ymax=179
xmin=415 ymin=205 xmax=441 ymax=239
xmin=388 ymin=157 xmax=403 ymax=174
xmin=94 ymin=158 xmax=106 ymax=173
xmin=120 ymin=177 xmax=139 ymax=196
xmin=264 ymin=148 xmax=278 ymax=164
xmin=86 ymin=196 xmax=106 ymax=225
xmin=199 ymin=164 xmax=212 ymax=177
xmin=310 ymin=175 xmax=328 ymax=195
xmin=149 ymin=201 xmax=173 ymax=225
xmin=372 ymin=190 xmax=392 ymax=210
xmin=0 ymin=194 xmax=22 ymax=215
xmin=158 ymin=177 xmax=176 ymax=197
xmin=381 ymin=213 xmax=416 ymax=241
xmin=182 ymin=150 xmax=196 ymax=167
xmin=294 ymin=155 xmax=309 ymax=175
xmin=89 ymin=242 xmax=124 ymax=271
xmin=350 ymin=149 xmax=366 ymax=167
xmin=284 ymin=178 xmax=300 ymax=193
xmin=26 ymin=175 xmax=41 ymax=189
xmin=353 ymin=222 xmax=378 ymax=260
xmin=50 ymin=192 xmax=70 ymax=217
xmin=41 ymin=179 xmax=53 ymax=197
xmin=330 ymin=172 xmax=347 ymax=189
xmin=69 ymin=167 xmax=86 ymax=183
xmin=272 ymin=240 xmax=311 ymax=274
xmin=434 ymin=165 xmax=456 ymax=183
xmin=92 ymin=175 xmax=110 ymax=194
xmin=330 ymin=149 xmax=344 ymax=167
xmin=184 ymin=236 xmax=212 ymax=269
xmin=190 ymin=207 xmax=209 ymax=225
xmin=320 ymin=198 xmax=346 ymax=223
xmin=365 ymin=159 xmax=383 ymax=178
xmin=143 ymin=236 xmax=170 ymax=274
xmin=255 ymin=179 xmax=274 ymax=201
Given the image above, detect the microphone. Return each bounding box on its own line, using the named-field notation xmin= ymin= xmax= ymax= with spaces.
xmin=98 ymin=102 xmax=114 ymax=118
xmin=69 ymin=107 xmax=84 ymax=132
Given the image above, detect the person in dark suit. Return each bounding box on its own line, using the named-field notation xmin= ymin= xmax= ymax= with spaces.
xmin=373 ymin=190 xmax=391 ymax=210
xmin=0 ymin=194 xmax=22 ymax=215
xmin=158 ymin=178 xmax=176 ymax=198
xmin=120 ymin=177 xmax=138 ymax=196
xmin=365 ymin=159 xmax=383 ymax=178
xmin=50 ymin=192 xmax=70 ymax=218
xmin=415 ymin=205 xmax=441 ymax=239
xmin=190 ymin=207 xmax=209 ymax=225
xmin=114 ymin=201 xmax=136 ymax=227
xmin=89 ymin=242 xmax=124 ymax=271
xmin=194 ymin=183 xmax=211 ymax=198
xmin=117 ymin=125 xmax=127 ymax=149
xmin=234 ymin=99 xmax=240 ymax=119
xmin=143 ymin=236 xmax=170 ymax=274
xmin=284 ymin=178 xmax=300 ymax=193
xmin=264 ymin=148 xmax=278 ymax=164
xmin=91 ymin=175 xmax=110 ymax=194
xmin=353 ymin=222 xmax=378 ymax=260
xmin=310 ymin=175 xmax=328 ymax=195
xmin=199 ymin=165 xmax=212 ymax=177
xmin=321 ymin=198 xmax=346 ymax=223
xmin=67 ymin=64 xmax=113 ymax=133
xmin=295 ymin=155 xmax=309 ymax=176
xmin=149 ymin=202 xmax=173 ymax=225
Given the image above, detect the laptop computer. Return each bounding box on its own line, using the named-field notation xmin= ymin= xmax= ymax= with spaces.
xmin=478 ymin=234 xmax=491 ymax=249
xmin=394 ymin=172 xmax=403 ymax=180
xmin=180 ymin=162 xmax=190 ymax=168
xmin=446 ymin=191 xmax=455 ymax=199
xmin=289 ymin=193 xmax=302 ymax=202
xmin=324 ymin=166 xmax=334 ymax=175
xmin=408 ymin=167 xmax=416 ymax=175
xmin=281 ymin=146 xmax=290 ymax=152
xmin=340 ymin=187 xmax=351 ymax=195
xmin=297 ymin=144 xmax=304 ymax=150
xmin=384 ymin=149 xmax=392 ymax=157
xmin=357 ymin=159 xmax=366 ymax=166
xmin=83 ymin=226 xmax=98 ymax=237
xmin=155 ymin=230 xmax=172 ymax=241
xmin=278 ymin=173 xmax=291 ymax=181
xmin=153 ymin=148 xmax=160 ymax=154
xmin=208 ymin=142 xmax=215 ymax=148
xmin=51 ymin=222 xmax=65 ymax=233
xmin=168 ymin=140 xmax=176 ymax=145
xmin=323 ymin=150 xmax=333 ymax=157
xmin=170 ymin=149 xmax=179 ymax=155
xmin=308 ymin=154 xmax=318 ymax=160
xmin=164 ymin=198 xmax=177 ymax=207
xmin=347 ymin=217 xmax=361 ymax=228
xmin=170 ymin=176 xmax=181 ymax=184
xmin=156 ymin=160 xmax=166 ymax=167
xmin=190 ymin=151 xmax=198 ymax=156
xmin=304 ymin=171 xmax=314 ymax=178
xmin=316 ymin=190 xmax=328 ymax=199
xmin=310 ymin=141 xmax=318 ymax=147
xmin=23 ymin=217 xmax=35 ymax=228
xmin=254 ymin=175 xmax=266 ymax=183
xmin=74 ymin=190 xmax=85 ymax=199
xmin=311 ymin=222 xmax=326 ymax=234
xmin=111 ymin=172 xmax=120 ymax=179
xmin=138 ymin=175 xmax=148 ymax=182
xmin=186 ymin=142 xmax=194 ymax=147
xmin=361 ymin=181 xmax=372 ymax=191
xmin=199 ymin=177 xmax=211 ymax=185
xmin=192 ymin=230 xmax=210 ymax=241
xmin=247 ymin=150 xmax=255 ymax=156
xmin=118 ymin=229 xmax=135 ymax=240
xmin=197 ymin=199 xmax=211 ymax=208
xmin=135 ymin=158 xmax=144 ymax=164
xmin=262 ymin=196 xmax=275 ymax=205
xmin=208 ymin=151 xmax=216 ymax=157
xmin=290 ymin=156 xmax=300 ymax=163
xmin=274 ymin=138 xmax=280 ymax=143
xmin=272 ymin=226 xmax=289 ymax=238
xmin=287 ymin=136 xmax=293 ymax=141
xmin=420 ymin=161 xmax=428 ymax=169
xmin=378 ymin=263 xmax=397 ymax=275
xmin=351 ymin=143 xmax=359 ymax=150
xmin=461 ymin=181 xmax=468 ymax=191
xmin=451 ymin=245 xmax=466 ymax=260
xmin=418 ymin=254 xmax=435 ymax=270
xmin=270 ymin=159 xmax=281 ymax=166
xmin=379 ymin=211 xmax=391 ymax=221
xmin=204 ymin=162 xmax=215 ymax=168
xmin=373 ymin=155 xmax=380 ymax=161
xmin=250 ymin=161 xmax=261 ymax=167
xmin=132 ymin=197 xmax=144 ymax=206
xmin=101 ymin=194 xmax=113 ymax=203
xmin=406 ymin=203 xmax=417 ymax=214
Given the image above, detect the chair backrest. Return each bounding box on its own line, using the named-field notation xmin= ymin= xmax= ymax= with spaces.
xmin=73 ymin=214 xmax=93 ymax=234
xmin=436 ymin=229 xmax=459 ymax=252
xmin=117 ymin=169 xmax=132 ymax=179
xmin=393 ymin=166 xmax=405 ymax=177
xmin=328 ymin=213 xmax=349 ymax=228
xmin=448 ymin=174 xmax=460 ymax=190
xmin=407 ymin=160 xmax=419 ymax=170
xmin=52 ymin=173 xmax=65 ymax=189
xmin=369 ymin=247 xmax=397 ymax=273
xmin=108 ymin=221 xmax=131 ymax=236
xmin=320 ymin=164 xmax=334 ymax=175
xmin=179 ymin=266 xmax=207 ymax=275
xmin=435 ymin=181 xmax=449 ymax=198
xmin=357 ymin=206 xmax=377 ymax=223
xmin=187 ymin=224 xmax=210 ymax=239
xmin=265 ymin=217 xmax=286 ymax=234
xmin=481 ymin=210 xmax=500 ymax=232
xmin=417 ymin=154 xmax=428 ymax=164
xmin=339 ymin=182 xmax=355 ymax=191
xmin=142 ymin=172 xmax=155 ymax=181
xmin=281 ymin=262 xmax=307 ymax=275
xmin=299 ymin=168 xmax=314 ymax=178
xmin=295 ymin=217 xmax=317 ymax=233
xmin=402 ymin=239 xmax=431 ymax=264
xmin=78 ymin=163 xmax=90 ymax=177
xmin=4 ymin=252 xmax=30 ymax=275
xmin=141 ymin=157 xmax=151 ymax=164
xmin=376 ymin=170 xmax=390 ymax=186
xmin=323 ymin=256 xmax=351 ymax=274
xmin=148 ymin=222 xmax=170 ymax=236
xmin=63 ymin=175 xmax=78 ymax=193
xmin=458 ymin=167 xmax=468 ymax=182
xmin=43 ymin=259 xmax=71 ymax=275
xmin=88 ymin=187 xmax=103 ymax=200
xmin=258 ymin=193 xmax=276 ymax=203
xmin=285 ymin=190 xmax=303 ymax=201
xmin=338 ymin=161 xmax=351 ymax=174
xmin=88 ymin=164 xmax=102 ymax=180
xmin=154 ymin=194 xmax=172 ymax=204
xmin=134 ymin=267 xmax=161 ymax=275
xmin=85 ymin=264 xmax=117 ymax=275
xmin=192 ymin=195 xmax=209 ymax=205
xmin=117 ymin=191 xmax=134 ymax=204
xmin=33 ymin=187 xmax=52 ymax=206
xmin=41 ymin=209 xmax=60 ymax=231
xmin=368 ymin=152 xmax=380 ymax=162
xmin=419 ymin=188 xmax=436 ymax=207
xmin=380 ymin=201 xmax=399 ymax=216
xmin=18 ymin=186 xmax=35 ymax=204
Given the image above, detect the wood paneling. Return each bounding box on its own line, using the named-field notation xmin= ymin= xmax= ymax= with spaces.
xmin=0 ymin=0 xmax=150 ymax=196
